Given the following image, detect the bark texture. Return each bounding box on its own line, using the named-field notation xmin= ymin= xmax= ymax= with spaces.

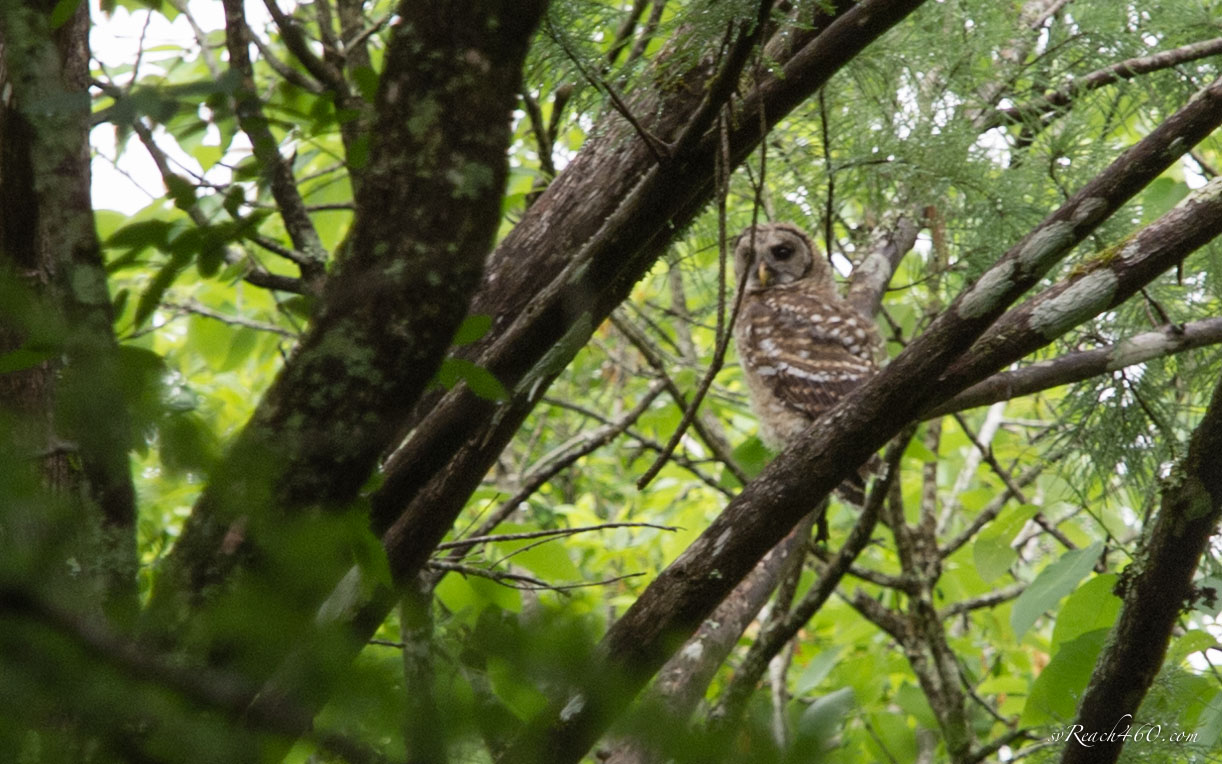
xmin=151 ymin=0 xmax=550 ymax=621
xmin=0 ymin=0 xmax=136 ymax=615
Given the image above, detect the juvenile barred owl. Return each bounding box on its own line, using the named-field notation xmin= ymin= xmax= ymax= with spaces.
xmin=732 ymin=222 xmax=882 ymax=501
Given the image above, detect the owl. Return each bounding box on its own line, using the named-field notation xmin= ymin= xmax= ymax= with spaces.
xmin=732 ymin=222 xmax=882 ymax=502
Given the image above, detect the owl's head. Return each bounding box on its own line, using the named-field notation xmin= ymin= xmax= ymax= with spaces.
xmin=733 ymin=222 xmax=828 ymax=291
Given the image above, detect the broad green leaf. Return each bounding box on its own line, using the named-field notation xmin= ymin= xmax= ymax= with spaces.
xmin=0 ymin=347 xmax=55 ymax=374
xmin=903 ymin=435 xmax=937 ymax=462
xmin=1165 ymin=630 xmax=1217 ymax=667
xmin=487 ymin=656 xmax=548 ymax=721
xmin=134 ymin=251 xmax=192 ymax=330
xmin=1197 ymin=690 xmax=1222 ymax=749
xmin=894 ymin=682 xmax=938 ymax=728
xmin=158 ymin=412 xmax=217 ymax=475
xmin=1021 ymin=628 xmax=1109 ymax=726
xmin=49 ymin=0 xmax=82 ymax=30
xmin=435 ymin=571 xmax=521 ymax=620
xmin=795 ymin=686 xmax=855 ymax=744
xmin=1011 ymin=541 xmax=1104 ymax=640
xmin=452 ymin=313 xmax=493 ymax=346
xmin=1050 ymin=574 xmax=1121 ymax=653
xmin=724 ymin=435 xmax=770 ymax=485
xmin=974 ymin=503 xmax=1038 ymax=582
xmin=434 ymin=357 xmax=509 ymax=401
xmin=221 ymin=327 xmax=259 ymax=372
xmin=1195 ymin=576 xmax=1222 ymax=616
xmin=491 ymin=537 xmax=580 ymax=582
xmin=794 ymin=646 xmax=842 ymax=695
xmin=188 ymin=315 xmax=231 ymax=369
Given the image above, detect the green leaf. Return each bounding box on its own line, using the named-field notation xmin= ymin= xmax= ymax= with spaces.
xmin=49 ymin=0 xmax=82 ymax=29
xmin=0 ymin=347 xmax=55 ymax=374
xmin=1021 ymin=628 xmax=1109 ymax=725
xmin=435 ymin=571 xmax=521 ymax=623
xmin=1195 ymin=576 xmax=1222 ymax=616
xmin=434 ymin=357 xmax=509 ymax=401
xmin=487 ymin=656 xmax=548 ymax=720
xmin=894 ymin=682 xmax=937 ymax=728
xmin=903 ymin=435 xmax=937 ymax=462
xmin=1049 ymin=574 xmax=1120 ymax=654
xmin=1011 ymin=542 xmax=1104 ymax=640
xmin=1165 ymin=629 xmax=1217 ymax=667
xmin=795 ymin=687 xmax=855 ymax=744
xmin=452 ymin=313 xmax=493 ymax=346
xmin=158 ymin=412 xmax=217 ymax=475
xmin=133 ymin=251 xmax=192 ymax=330
xmin=727 ymin=435 xmax=771 ymax=484
xmin=492 ymin=537 xmax=580 ymax=581
xmin=974 ymin=503 xmax=1038 ymax=582
xmin=352 ymin=66 xmax=379 ymax=104
xmin=1197 ymin=690 xmax=1222 ymax=749
xmin=794 ymin=646 xmax=842 ymax=695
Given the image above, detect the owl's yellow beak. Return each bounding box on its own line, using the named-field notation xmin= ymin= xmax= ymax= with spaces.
xmin=757 ymin=261 xmax=771 ymax=287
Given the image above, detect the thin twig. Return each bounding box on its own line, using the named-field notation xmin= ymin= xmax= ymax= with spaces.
xmin=544 ymin=16 xmax=671 ymax=164
xmin=637 ymin=113 xmax=743 ymax=489
xmin=261 ymin=0 xmax=349 ymax=94
xmin=437 ymin=522 xmax=676 ymax=552
xmin=952 ymin=411 xmax=1077 ymax=552
xmin=464 ymin=380 xmax=667 ymax=544
xmin=612 ymin=315 xmax=750 ymax=485
xmin=426 ymin=561 xmax=643 ymax=592
xmin=163 ymin=300 xmax=297 ymax=338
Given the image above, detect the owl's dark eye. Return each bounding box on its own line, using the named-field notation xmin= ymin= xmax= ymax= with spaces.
xmin=771 ymin=244 xmax=793 ymax=261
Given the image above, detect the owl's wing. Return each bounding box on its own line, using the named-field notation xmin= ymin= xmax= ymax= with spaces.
xmin=738 ymin=288 xmax=878 ymax=419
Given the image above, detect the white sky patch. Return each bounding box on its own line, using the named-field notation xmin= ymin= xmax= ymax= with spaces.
xmin=90 ymin=0 xmax=275 ymax=214
xmin=976 ymin=127 xmax=1011 ymax=167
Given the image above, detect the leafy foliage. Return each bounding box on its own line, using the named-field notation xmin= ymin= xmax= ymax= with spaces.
xmin=1 ymin=0 xmax=1221 ymax=762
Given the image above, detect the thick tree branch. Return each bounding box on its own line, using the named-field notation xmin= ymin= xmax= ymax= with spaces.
xmin=981 ymin=37 xmax=1222 ymax=132
xmin=0 ymin=586 xmax=386 ymax=764
xmin=222 ymin=0 xmax=328 ymax=284
xmin=150 ymin=0 xmax=549 ymax=637
xmin=927 ymin=316 xmax=1222 ymax=417
xmin=499 ymin=75 xmax=1222 ymax=764
xmin=933 ymin=173 xmax=1222 ymax=405
xmin=0 ymin=1 xmax=138 ymax=613
xmin=706 ymin=431 xmax=908 ymax=733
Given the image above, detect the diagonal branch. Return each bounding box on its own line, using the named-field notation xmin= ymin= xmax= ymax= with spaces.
xmin=222 ymin=0 xmax=329 ymax=284
xmin=981 ymin=37 xmax=1222 ymax=132
xmin=503 ymin=73 xmax=1222 ymax=764
xmin=933 ymin=172 xmax=1222 ymax=404
xmin=926 ymin=316 xmax=1222 ymax=417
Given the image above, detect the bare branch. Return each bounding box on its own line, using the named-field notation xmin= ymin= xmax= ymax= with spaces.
xmin=927 ymin=316 xmax=1222 ymax=417
xmin=982 ymin=37 xmax=1222 ymax=132
xmin=261 ymin=0 xmax=349 ymax=95
xmin=223 ymin=0 xmax=329 ymax=283
xmin=938 ymin=583 xmax=1025 ymax=619
xmin=163 ymin=300 xmax=297 ymax=338
xmin=436 ymin=522 xmax=677 ymax=552
xmin=427 ymin=561 xmax=644 ymax=592
xmin=707 ymin=428 xmax=911 ymax=732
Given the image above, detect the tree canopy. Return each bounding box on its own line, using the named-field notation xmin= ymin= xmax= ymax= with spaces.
xmin=1 ymin=0 xmax=1222 ymax=762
